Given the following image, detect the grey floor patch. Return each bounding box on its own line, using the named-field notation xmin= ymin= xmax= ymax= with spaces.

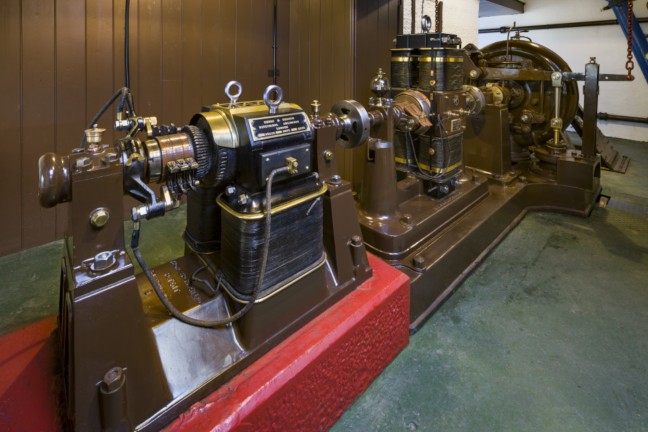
xmin=606 ymin=199 xmax=648 ymax=217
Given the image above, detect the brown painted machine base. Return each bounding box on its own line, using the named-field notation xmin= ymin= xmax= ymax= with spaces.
xmin=359 ymin=155 xmax=601 ymax=333
xmin=137 ymin=253 xmax=361 ymax=430
xmin=61 ymin=244 xmax=368 ymax=431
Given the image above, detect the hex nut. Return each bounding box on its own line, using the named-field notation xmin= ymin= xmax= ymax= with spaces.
xmin=102 ymin=366 xmax=124 ymax=393
xmin=92 ymin=251 xmax=116 ymax=271
xmin=329 ymin=174 xmax=342 ymax=185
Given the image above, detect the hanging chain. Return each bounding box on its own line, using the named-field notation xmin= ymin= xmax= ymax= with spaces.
xmin=626 ymin=0 xmax=635 ymax=80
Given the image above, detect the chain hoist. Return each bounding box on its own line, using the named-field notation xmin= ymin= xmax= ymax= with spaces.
xmin=625 ymin=0 xmax=635 ymax=80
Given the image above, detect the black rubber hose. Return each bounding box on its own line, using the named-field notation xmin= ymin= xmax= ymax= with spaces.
xmin=131 ymin=166 xmax=290 ymax=327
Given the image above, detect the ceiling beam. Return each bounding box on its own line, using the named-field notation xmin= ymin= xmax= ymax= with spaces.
xmin=485 ymin=0 xmax=525 ymax=14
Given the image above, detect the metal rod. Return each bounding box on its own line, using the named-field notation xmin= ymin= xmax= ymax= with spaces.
xmin=554 ymin=87 xmax=561 ymax=145
xmin=598 ymin=112 xmax=648 ymax=124
xmin=273 ymin=0 xmax=278 ymax=85
xmin=479 ymin=17 xmax=648 ymax=34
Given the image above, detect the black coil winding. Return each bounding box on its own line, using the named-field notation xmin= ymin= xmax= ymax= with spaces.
xmin=181 ymin=125 xmax=212 ymax=179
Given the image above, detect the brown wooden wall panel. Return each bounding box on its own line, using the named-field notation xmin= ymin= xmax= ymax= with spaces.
xmin=286 ymin=0 xmax=399 ymax=182
xmin=355 ymin=0 xmax=400 ymax=105
xmin=2 ymin=0 xmax=398 ymax=256
xmin=0 ymin=0 xmax=23 ymax=253
xmin=54 ymin=0 xmax=87 ymax=238
xmin=21 ymin=0 xmax=57 ymax=249
xmin=2 ymin=0 xmax=289 ymax=257
xmin=350 ymin=0 xmax=400 ymax=187
xmin=161 ymin=0 xmax=183 ymax=124
xmin=139 ymin=0 xmax=163 ymax=119
xmin=287 ymin=0 xmax=355 ymax=179
xmin=181 ymin=1 xmax=203 ymax=120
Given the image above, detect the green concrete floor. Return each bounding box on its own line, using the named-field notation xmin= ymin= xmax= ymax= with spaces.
xmin=1 ymin=138 xmax=647 ymax=431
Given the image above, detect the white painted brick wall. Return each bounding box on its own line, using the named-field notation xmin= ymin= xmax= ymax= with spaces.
xmin=479 ymin=0 xmax=648 ymax=141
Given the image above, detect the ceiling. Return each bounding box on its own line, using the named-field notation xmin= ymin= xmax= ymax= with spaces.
xmin=479 ymin=0 xmax=525 ymax=18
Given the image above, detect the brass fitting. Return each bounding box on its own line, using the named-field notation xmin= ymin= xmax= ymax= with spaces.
xmin=90 ymin=208 xmax=110 ymax=228
xmin=285 ymin=157 xmax=299 ymax=174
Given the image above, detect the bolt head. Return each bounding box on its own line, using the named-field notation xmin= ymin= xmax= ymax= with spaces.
xmin=469 ymin=69 xmax=479 ymax=79
xmin=75 ymin=156 xmax=91 ymax=169
xmin=323 ymin=150 xmax=334 ymax=161
xmin=329 ymin=174 xmax=342 ymax=185
xmin=237 ymin=194 xmax=250 ymax=206
xmin=225 ymin=185 xmax=236 ymax=196
xmin=90 ymin=208 xmax=110 ymax=228
xmin=350 ymin=235 xmax=363 ymax=247
xmin=413 ymin=255 xmax=425 ymax=270
xmin=104 ymin=152 xmax=119 ymax=163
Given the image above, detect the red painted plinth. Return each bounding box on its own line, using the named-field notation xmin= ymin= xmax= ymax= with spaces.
xmin=166 ymin=254 xmax=410 ymax=432
xmin=0 ymin=315 xmax=61 ymax=431
xmin=0 ymin=254 xmax=409 ymax=432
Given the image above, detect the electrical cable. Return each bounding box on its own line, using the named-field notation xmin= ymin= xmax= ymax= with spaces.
xmin=405 ymin=114 xmax=450 ymax=180
xmin=436 ymin=113 xmax=451 ymax=173
xmin=131 ymin=166 xmax=290 ymax=328
xmin=80 ymin=0 xmax=136 ymax=149
xmin=190 ymin=265 xmax=217 ymax=295
xmin=80 ymin=87 xmax=129 ymax=148
xmin=406 ymin=131 xmax=439 ymax=180
xmin=125 ymin=0 xmax=131 ymax=90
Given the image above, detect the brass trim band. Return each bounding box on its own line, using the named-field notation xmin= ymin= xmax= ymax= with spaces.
xmin=418 ymin=57 xmax=463 ymax=63
xmin=217 ymin=183 xmax=328 ymax=220
xmin=391 ymin=57 xmax=412 ymax=62
xmin=395 ymin=157 xmax=462 ymax=174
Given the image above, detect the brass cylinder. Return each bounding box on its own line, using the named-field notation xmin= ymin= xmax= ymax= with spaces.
xmin=144 ymin=133 xmax=195 ymax=183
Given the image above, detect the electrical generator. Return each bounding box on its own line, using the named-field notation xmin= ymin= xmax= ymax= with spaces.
xmin=38 ymin=83 xmax=371 ymax=431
